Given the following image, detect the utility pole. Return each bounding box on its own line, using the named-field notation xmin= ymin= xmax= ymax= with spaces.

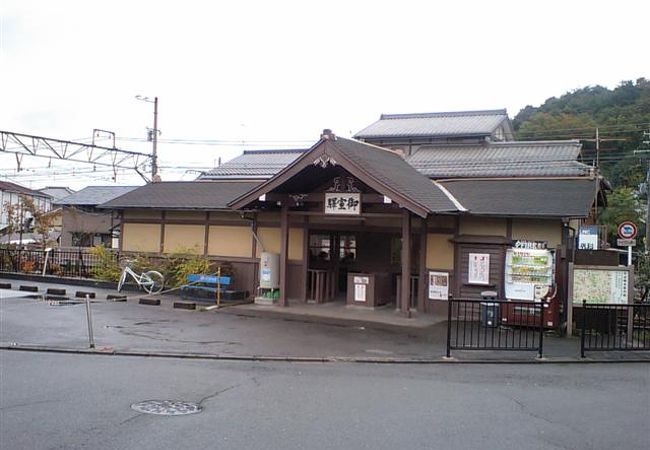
xmin=135 ymin=95 xmax=160 ymax=181
xmin=152 ymin=96 xmax=159 ymax=180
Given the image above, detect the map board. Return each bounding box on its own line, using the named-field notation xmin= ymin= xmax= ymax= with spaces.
xmin=566 ymin=264 xmax=634 ymax=336
xmin=570 ymin=266 xmax=632 ymax=305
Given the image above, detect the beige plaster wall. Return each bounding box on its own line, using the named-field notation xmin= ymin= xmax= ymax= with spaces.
xmin=459 ymin=217 xmax=507 ymax=236
xmin=289 ymin=228 xmax=304 ymax=261
xmin=122 ymin=223 xmax=161 ymax=252
xmin=256 ymin=227 xmax=281 ymax=256
xmin=253 ymin=226 xmax=303 ymax=261
xmin=208 ymin=225 xmax=252 ymax=257
xmin=512 ymin=219 xmax=563 ymax=248
xmin=426 ymin=234 xmax=454 ymax=270
xmin=163 ymin=224 xmax=204 ymax=254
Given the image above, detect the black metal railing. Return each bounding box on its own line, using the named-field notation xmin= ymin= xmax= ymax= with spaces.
xmin=580 ymin=301 xmax=650 ymax=357
xmin=0 ymin=247 xmax=118 ymax=279
xmin=446 ymin=298 xmax=544 ymax=358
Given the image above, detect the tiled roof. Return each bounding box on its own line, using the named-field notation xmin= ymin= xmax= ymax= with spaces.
xmin=439 ymin=178 xmax=598 ymax=217
xmin=38 ymin=186 xmax=76 ymax=201
xmin=200 ymin=149 xmax=307 ymax=180
xmin=330 ymin=137 xmax=460 ymax=214
xmin=354 ymin=109 xmax=509 ymax=139
xmin=407 ymin=140 xmax=592 ymax=178
xmin=0 ymin=181 xmax=51 ymax=198
xmin=99 ymin=181 xmax=262 ymax=210
xmin=57 ymin=185 xmax=139 ymax=206
xmin=230 ymin=136 xmax=461 ymax=216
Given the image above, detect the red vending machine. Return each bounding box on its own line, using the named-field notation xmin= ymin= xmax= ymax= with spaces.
xmin=501 ymin=245 xmax=559 ymax=329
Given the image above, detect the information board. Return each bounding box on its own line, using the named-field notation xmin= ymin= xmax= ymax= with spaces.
xmin=571 ymin=266 xmax=631 ymax=305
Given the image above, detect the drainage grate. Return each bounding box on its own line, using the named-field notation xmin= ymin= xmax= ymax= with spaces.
xmin=131 ymin=400 xmax=202 ymax=416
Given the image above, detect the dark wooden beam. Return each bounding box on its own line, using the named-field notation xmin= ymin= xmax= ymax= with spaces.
xmin=418 ymin=216 xmax=428 ymax=312
xmin=279 ymin=203 xmax=289 ymax=306
xmin=400 ymin=209 xmax=412 ymax=317
xmin=159 ymin=211 xmax=166 ymax=253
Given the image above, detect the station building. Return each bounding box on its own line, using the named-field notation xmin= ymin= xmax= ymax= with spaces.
xmin=100 ymin=110 xmax=603 ymax=318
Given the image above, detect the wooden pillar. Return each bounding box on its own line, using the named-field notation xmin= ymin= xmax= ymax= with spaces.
xmin=279 ymin=204 xmax=289 ymax=306
xmin=203 ymin=212 xmax=210 ymax=256
xmin=300 ymin=216 xmax=309 ymax=302
xmin=400 ymin=209 xmax=412 ymax=318
xmin=418 ymin=216 xmax=428 ymax=313
xmin=159 ymin=211 xmax=166 ymax=254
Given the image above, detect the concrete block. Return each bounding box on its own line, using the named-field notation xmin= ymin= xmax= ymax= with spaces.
xmin=139 ymin=298 xmax=161 ymax=306
xmin=19 ymin=285 xmax=39 ymax=292
xmin=46 ymin=288 xmax=67 ymax=296
xmin=0 ymin=283 xmax=12 ymax=289
xmin=75 ymin=291 xmax=96 ymax=299
xmin=173 ymin=301 xmax=197 ymax=310
xmin=106 ymin=294 xmax=127 ymax=302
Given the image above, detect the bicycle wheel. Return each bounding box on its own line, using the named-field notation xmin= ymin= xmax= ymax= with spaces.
xmin=141 ymin=270 xmax=164 ymax=294
xmin=117 ymin=268 xmax=128 ymax=292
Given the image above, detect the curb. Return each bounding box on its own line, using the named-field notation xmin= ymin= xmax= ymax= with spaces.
xmin=2 ymin=344 xmax=649 ymax=364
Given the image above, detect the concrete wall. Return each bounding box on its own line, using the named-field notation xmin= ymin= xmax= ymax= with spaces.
xmin=60 ymin=207 xmax=113 ymax=247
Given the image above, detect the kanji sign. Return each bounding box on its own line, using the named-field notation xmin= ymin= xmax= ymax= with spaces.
xmin=324 ymin=193 xmax=361 ymax=215
xmin=617 ymin=221 xmax=638 ymax=239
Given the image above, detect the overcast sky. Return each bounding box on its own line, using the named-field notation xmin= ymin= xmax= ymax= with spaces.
xmin=1 ymin=0 xmax=648 ymax=190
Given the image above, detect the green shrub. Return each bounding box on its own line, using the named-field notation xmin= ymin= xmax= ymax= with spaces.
xmin=89 ymin=245 xmax=121 ymax=282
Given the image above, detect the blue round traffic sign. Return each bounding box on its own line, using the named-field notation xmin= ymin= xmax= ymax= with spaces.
xmin=617 ymin=221 xmax=637 ymax=239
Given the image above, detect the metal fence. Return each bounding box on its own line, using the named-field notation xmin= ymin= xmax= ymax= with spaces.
xmin=580 ymin=302 xmax=650 ymax=357
xmin=446 ymin=299 xmax=545 ymax=358
xmin=0 ymin=247 xmax=118 ymax=279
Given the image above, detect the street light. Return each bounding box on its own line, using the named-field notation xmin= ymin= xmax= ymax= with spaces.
xmin=135 ymin=95 xmax=159 ymax=180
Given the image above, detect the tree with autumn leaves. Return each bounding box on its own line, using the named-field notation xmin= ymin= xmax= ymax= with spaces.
xmin=1 ymin=195 xmax=60 ymax=248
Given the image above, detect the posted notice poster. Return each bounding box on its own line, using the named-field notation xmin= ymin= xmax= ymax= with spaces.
xmin=428 ymin=271 xmax=449 ymax=300
xmin=468 ymin=253 xmax=490 ymax=285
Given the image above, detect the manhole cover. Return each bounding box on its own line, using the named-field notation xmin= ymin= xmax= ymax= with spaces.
xmin=131 ymin=400 xmax=201 ymax=416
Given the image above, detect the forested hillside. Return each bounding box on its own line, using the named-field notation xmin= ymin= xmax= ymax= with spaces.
xmin=513 ymin=78 xmax=650 ymax=189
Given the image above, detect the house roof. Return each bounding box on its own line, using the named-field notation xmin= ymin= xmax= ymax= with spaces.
xmin=38 ymin=186 xmax=76 ymax=202
xmin=407 ymin=140 xmax=592 ymax=178
xmin=200 ymin=149 xmax=307 ymax=180
xmin=354 ymin=109 xmax=510 ymax=139
xmin=57 ymin=185 xmax=140 ymax=206
xmin=229 ymin=135 xmax=461 ymax=217
xmin=99 ymin=181 xmax=262 ymax=210
xmin=439 ymin=178 xmax=598 ymax=218
xmin=0 ymin=181 xmax=51 ymax=199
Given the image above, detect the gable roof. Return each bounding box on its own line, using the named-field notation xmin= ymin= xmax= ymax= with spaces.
xmin=200 ymin=149 xmax=307 ymax=180
xmin=407 ymin=140 xmax=593 ymax=178
xmin=354 ymin=109 xmax=510 ymax=139
xmin=439 ymin=178 xmax=598 ymax=218
xmin=38 ymin=186 xmax=76 ymax=201
xmin=57 ymin=185 xmax=139 ymax=206
xmin=229 ymin=135 xmax=461 ymax=217
xmin=99 ymin=181 xmax=262 ymax=210
xmin=0 ymin=181 xmax=51 ymax=199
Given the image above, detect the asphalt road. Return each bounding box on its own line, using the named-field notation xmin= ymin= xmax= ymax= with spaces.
xmin=1 ymin=351 xmax=648 ymax=450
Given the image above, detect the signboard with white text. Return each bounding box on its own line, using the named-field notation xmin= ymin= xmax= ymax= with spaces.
xmin=324 ymin=193 xmax=361 ymax=215
xmin=468 ymin=253 xmax=490 ymax=285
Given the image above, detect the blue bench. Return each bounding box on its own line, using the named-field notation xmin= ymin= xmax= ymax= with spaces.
xmin=180 ymin=274 xmax=248 ymax=302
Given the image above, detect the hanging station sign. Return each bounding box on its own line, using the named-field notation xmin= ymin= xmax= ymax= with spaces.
xmin=324 ymin=193 xmax=361 ymax=215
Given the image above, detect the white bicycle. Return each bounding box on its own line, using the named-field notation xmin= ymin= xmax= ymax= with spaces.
xmin=117 ymin=264 xmax=165 ymax=294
